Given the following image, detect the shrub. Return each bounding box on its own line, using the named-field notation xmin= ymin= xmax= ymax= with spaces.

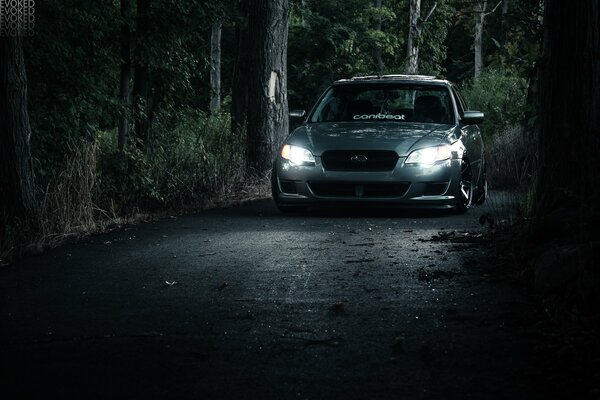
xmin=485 ymin=124 xmax=537 ymax=190
xmin=461 ymin=69 xmax=528 ymax=137
xmin=145 ymin=110 xmax=245 ymax=207
xmin=37 ymin=139 xmax=101 ymax=245
xmin=95 ymin=109 xmax=247 ymax=211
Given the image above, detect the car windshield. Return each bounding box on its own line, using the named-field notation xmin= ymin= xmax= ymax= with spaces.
xmin=310 ymin=84 xmax=454 ymax=124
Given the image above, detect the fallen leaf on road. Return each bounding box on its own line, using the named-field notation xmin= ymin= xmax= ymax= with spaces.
xmin=198 ymin=252 xmax=217 ymax=257
xmin=331 ymin=302 xmax=345 ymax=313
xmin=218 ymin=282 xmax=228 ymax=290
xmin=165 ymin=281 xmax=178 ymax=286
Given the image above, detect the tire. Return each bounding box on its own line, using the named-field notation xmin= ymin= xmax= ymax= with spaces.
xmin=455 ymin=159 xmax=474 ymax=214
xmin=271 ymin=165 xmax=305 ymax=213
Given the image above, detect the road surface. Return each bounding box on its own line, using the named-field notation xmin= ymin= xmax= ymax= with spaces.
xmin=0 ymin=193 xmax=558 ymax=399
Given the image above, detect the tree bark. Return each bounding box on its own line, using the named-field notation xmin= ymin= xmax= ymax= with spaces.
xmin=232 ymin=0 xmax=249 ymax=135
xmin=373 ymin=0 xmax=385 ymax=73
xmin=118 ymin=0 xmax=132 ymax=151
xmin=474 ymin=0 xmax=488 ymax=79
xmin=246 ymin=0 xmax=290 ymax=176
xmin=500 ymin=0 xmax=510 ymax=47
xmin=209 ymin=21 xmax=222 ymax=114
xmin=132 ymin=0 xmax=150 ymax=145
xmin=0 ymin=35 xmax=36 ymax=220
xmin=405 ymin=0 xmax=421 ymax=74
xmin=534 ymin=0 xmax=600 ymax=215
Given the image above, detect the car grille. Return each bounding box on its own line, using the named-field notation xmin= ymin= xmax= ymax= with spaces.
xmin=321 ymin=150 xmax=399 ymax=172
xmin=308 ymin=182 xmax=410 ymax=198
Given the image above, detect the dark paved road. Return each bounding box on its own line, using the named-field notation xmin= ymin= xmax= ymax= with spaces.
xmin=1 ymin=193 xmax=551 ymax=399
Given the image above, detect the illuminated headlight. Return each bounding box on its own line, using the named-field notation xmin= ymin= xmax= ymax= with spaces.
xmin=281 ymin=144 xmax=315 ymax=166
xmin=405 ymin=145 xmax=452 ymax=166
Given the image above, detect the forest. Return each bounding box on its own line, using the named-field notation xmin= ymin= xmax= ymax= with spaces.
xmin=1 ymin=0 xmax=600 ymax=396
xmin=1 ymin=0 xmax=542 ymax=249
xmin=1 ymin=0 xmax=599 ymax=310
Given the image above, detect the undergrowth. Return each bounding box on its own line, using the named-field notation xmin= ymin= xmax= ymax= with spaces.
xmin=0 ymin=111 xmax=269 ymax=263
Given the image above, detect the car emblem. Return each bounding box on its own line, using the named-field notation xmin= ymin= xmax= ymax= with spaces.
xmin=350 ymin=154 xmax=368 ymax=163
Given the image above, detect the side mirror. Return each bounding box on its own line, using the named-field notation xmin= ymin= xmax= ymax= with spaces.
xmin=462 ymin=111 xmax=484 ymax=125
xmin=289 ymin=110 xmax=306 ymax=120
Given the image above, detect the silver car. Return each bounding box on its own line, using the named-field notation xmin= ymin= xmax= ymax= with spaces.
xmin=272 ymin=75 xmax=487 ymax=213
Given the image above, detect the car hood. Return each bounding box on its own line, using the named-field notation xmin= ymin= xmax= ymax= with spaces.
xmin=287 ymin=122 xmax=456 ymax=157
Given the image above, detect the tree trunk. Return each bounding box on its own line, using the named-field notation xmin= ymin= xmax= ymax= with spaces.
xmin=245 ymin=0 xmax=290 ymax=177
xmin=474 ymin=0 xmax=488 ymax=79
xmin=210 ymin=21 xmax=222 ymax=114
xmin=500 ymin=0 xmax=510 ymax=47
xmin=232 ymin=0 xmax=249 ymax=135
xmin=405 ymin=0 xmax=421 ymax=74
xmin=118 ymin=0 xmax=132 ymax=151
xmin=534 ymin=0 xmax=600 ymax=215
xmin=0 ymin=35 xmax=36 ymax=220
xmin=373 ymin=0 xmax=385 ymax=73
xmin=132 ymin=0 xmax=150 ymax=145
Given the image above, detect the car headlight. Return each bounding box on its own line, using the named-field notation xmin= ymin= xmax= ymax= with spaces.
xmin=281 ymin=144 xmax=315 ymax=166
xmin=405 ymin=145 xmax=452 ymax=166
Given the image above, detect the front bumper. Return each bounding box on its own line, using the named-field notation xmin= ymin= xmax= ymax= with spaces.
xmin=274 ymin=155 xmax=462 ymax=209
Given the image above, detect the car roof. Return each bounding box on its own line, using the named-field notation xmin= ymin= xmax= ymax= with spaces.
xmin=333 ymin=74 xmax=451 ymax=87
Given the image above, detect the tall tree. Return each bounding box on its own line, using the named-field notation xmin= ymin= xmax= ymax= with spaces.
xmin=373 ymin=0 xmax=385 ymax=73
xmin=500 ymin=0 xmax=510 ymax=48
xmin=209 ymin=20 xmax=222 ymax=114
xmin=405 ymin=0 xmax=437 ymax=74
xmin=246 ymin=0 xmax=290 ymax=176
xmin=232 ymin=0 xmax=249 ymax=135
xmin=118 ymin=0 xmax=132 ymax=151
xmin=473 ymin=0 xmax=487 ymax=79
xmin=405 ymin=0 xmax=421 ymax=74
xmin=473 ymin=0 xmax=502 ymax=79
xmin=534 ymin=0 xmax=600 ymax=215
xmin=132 ymin=0 xmax=151 ymax=144
xmin=0 ymin=35 xmax=36 ymax=220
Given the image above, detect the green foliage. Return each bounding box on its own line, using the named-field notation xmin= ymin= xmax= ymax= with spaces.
xmin=97 ymin=110 xmax=244 ymax=211
xmin=460 ymin=69 xmax=528 ymax=137
xmin=419 ymin=0 xmax=455 ymax=76
xmin=486 ymin=0 xmax=543 ymax=77
xmin=288 ymin=0 xmax=406 ymax=110
xmin=444 ymin=0 xmax=542 ymax=82
xmin=25 ymin=1 xmax=120 ymax=182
